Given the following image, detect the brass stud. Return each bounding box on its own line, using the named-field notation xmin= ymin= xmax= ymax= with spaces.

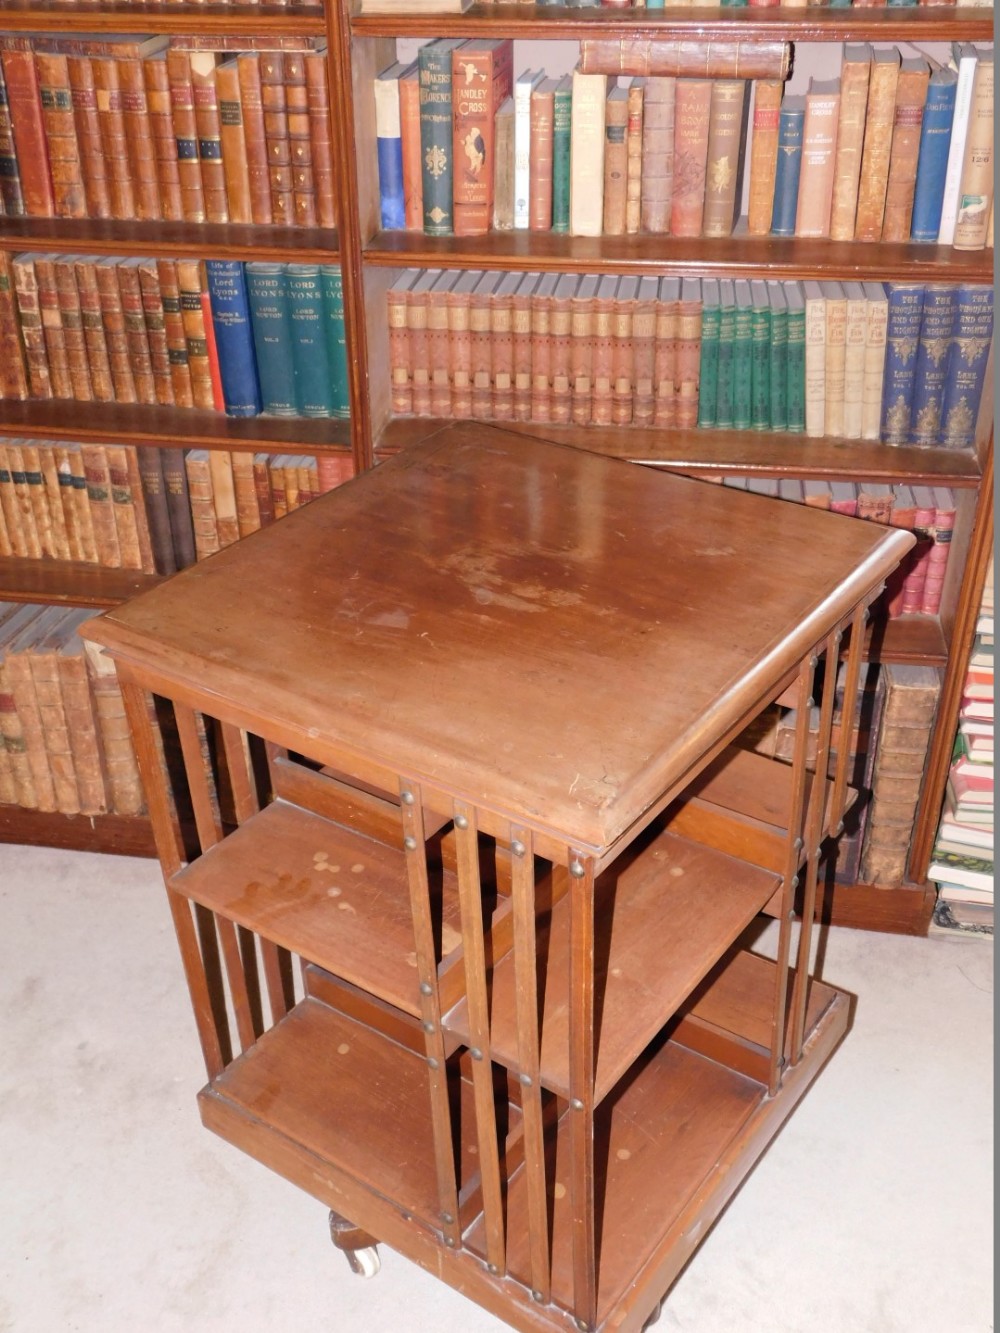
xmin=427 ymin=1057 xmax=440 ymax=1071
xmin=569 ymin=860 xmax=585 ymax=879
xmin=422 ymin=1021 xmax=435 ymax=1034
xmin=455 ymin=813 xmax=469 ymax=830
xmin=518 ymin=1073 xmax=532 ymax=1087
xmin=441 ymin=1211 xmax=454 ymax=1224
xmin=400 ymin=790 xmax=415 ymax=805
xmin=511 ymin=839 xmax=526 ymax=858
xmin=420 ymin=981 xmax=433 ymax=996
xmin=571 ymin=1098 xmax=584 ymax=1111
xmin=404 ymin=836 xmax=417 ymax=851
xmin=531 ymin=1290 xmax=545 ymax=1304
xmin=470 ymin=1047 xmax=483 ymax=1061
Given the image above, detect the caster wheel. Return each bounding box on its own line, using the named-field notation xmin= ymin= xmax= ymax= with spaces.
xmin=328 ymin=1209 xmax=381 ymax=1279
xmin=643 ymin=1299 xmax=664 ymax=1329
xmin=345 ymin=1245 xmax=381 ymax=1279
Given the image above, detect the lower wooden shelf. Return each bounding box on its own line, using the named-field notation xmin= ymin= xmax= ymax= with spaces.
xmin=0 ymin=803 xmax=155 ymax=856
xmin=0 ymin=556 xmax=164 ymax=608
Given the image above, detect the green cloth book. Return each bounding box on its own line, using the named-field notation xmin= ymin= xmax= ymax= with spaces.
xmin=715 ymin=280 xmax=737 ymax=429
xmin=785 ymin=281 xmax=806 ymax=432
xmin=767 ymin=280 xmax=787 ymax=432
xmin=418 ymin=38 xmax=465 ymax=236
xmin=750 ymin=280 xmax=771 ymax=431
xmin=287 ymin=263 xmax=335 ymax=418
xmin=320 ymin=265 xmax=350 ymax=421
xmin=732 ymin=280 xmax=753 ymax=430
xmin=551 ymin=74 xmax=572 ymax=234
xmin=697 ymin=278 xmax=721 ymax=428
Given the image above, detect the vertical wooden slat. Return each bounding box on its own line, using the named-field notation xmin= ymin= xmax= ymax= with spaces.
xmin=767 ymin=657 xmax=815 ymax=1096
xmin=454 ymin=802 xmax=506 ymax=1277
xmin=215 ymin=915 xmax=258 ymax=1051
xmin=173 ymin=702 xmax=224 ymax=850
xmin=220 ymin=722 xmax=268 ymax=1037
xmin=118 ymin=675 xmax=226 ymax=1079
xmin=399 ymin=781 xmax=462 ymax=1251
xmin=509 ymin=825 xmax=551 ymax=1305
xmin=829 ymin=605 xmax=867 ymax=834
xmin=567 ymin=851 xmax=597 ymax=1332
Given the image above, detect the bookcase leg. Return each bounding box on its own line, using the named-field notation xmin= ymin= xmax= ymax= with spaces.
xmin=567 ymin=851 xmax=598 ymax=1333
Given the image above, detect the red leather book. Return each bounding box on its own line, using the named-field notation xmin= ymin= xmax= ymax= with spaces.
xmin=305 ymin=50 xmax=337 ymax=230
xmin=237 ymin=53 xmax=273 ymax=225
xmin=670 ymin=79 xmax=712 ymax=238
xmin=32 ymin=256 xmax=72 ymax=399
xmin=34 ymin=52 xmax=86 ymax=218
xmin=452 ymin=40 xmax=514 ymax=237
xmin=142 ymin=53 xmax=184 ymax=222
xmin=201 ymin=285 xmax=226 ymax=412
xmin=0 ymin=47 xmax=55 ymax=216
xmin=66 ymin=56 xmax=112 ymax=220
xmin=117 ymin=54 xmax=163 ymax=221
xmin=0 ymin=253 xmax=30 ymax=400
xmin=190 ymin=51 xmax=229 ymax=224
xmin=92 ymin=57 xmax=137 ymax=220
xmin=260 ymin=52 xmax=294 ymax=226
xmin=284 ymin=51 xmax=318 ymax=228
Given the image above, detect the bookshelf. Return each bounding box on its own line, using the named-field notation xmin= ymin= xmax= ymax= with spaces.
xmin=0 ymin=3 xmax=993 ymax=940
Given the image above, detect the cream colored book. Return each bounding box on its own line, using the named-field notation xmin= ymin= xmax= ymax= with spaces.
xmin=570 ymin=66 xmax=608 ymax=238
xmin=803 ymin=281 xmax=826 ymax=440
xmin=822 ymin=281 xmax=847 ymax=438
xmin=861 ymin=281 xmax=889 ymax=441
xmin=842 ymin=281 xmax=868 ymax=440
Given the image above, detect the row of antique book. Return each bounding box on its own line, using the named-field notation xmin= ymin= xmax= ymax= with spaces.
xmin=718 ymin=476 xmax=956 ymax=618
xmin=0 ymin=600 xmax=144 ymax=818
xmin=375 ymin=38 xmax=994 ymax=248
xmin=387 ymin=269 xmax=993 ymax=449
xmin=0 ymin=34 xmax=335 ymax=227
xmin=0 ymin=254 xmax=351 ymax=421
xmin=367 ymin=0 xmax=988 ymax=9
xmin=0 ymin=441 xmax=355 ymax=577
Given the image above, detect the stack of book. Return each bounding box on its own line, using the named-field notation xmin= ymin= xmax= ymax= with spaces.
xmin=0 ymin=441 xmax=354 ymax=576
xmin=0 ymin=254 xmax=350 ymax=421
xmin=374 ymin=40 xmax=994 ymax=250
xmin=386 ymin=269 xmax=993 ymax=451
xmin=0 ymin=601 xmax=145 ymax=818
xmin=930 ymin=555 xmax=994 ymax=936
xmin=0 ymin=35 xmax=335 ymax=227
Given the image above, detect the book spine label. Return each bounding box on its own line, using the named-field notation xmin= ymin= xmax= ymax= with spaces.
xmin=910 ymin=80 xmax=956 ymax=242
xmin=880 ymin=284 xmax=926 ymax=443
xmin=205 ymin=260 xmax=262 ymax=417
xmin=940 ymin=284 xmax=993 ymax=448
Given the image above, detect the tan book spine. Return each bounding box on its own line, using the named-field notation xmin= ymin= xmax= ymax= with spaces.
xmin=81 ymin=444 xmax=121 ymax=567
xmin=83 ymin=639 xmax=144 ymax=816
xmin=953 ymin=55 xmax=995 ymax=251
xmin=469 ymin=278 xmax=496 ymax=420
xmin=66 ymin=56 xmax=112 ymax=219
xmin=35 ymin=52 xmax=87 ymax=219
xmin=490 ymin=283 xmax=515 ymax=422
xmin=653 ymin=292 xmax=678 ymax=427
xmin=631 ymin=281 xmax=657 ymax=425
xmin=236 ymin=54 xmax=273 ymax=227
xmin=406 ymin=284 xmax=432 ymax=418
xmin=95 ymin=259 xmax=137 ymax=404
xmin=570 ymin=287 xmax=595 ymax=426
xmin=670 ymin=79 xmax=713 ymax=237
xmin=166 ymin=48 xmax=206 ymax=224
xmin=842 ymin=287 xmax=868 ymax=440
xmin=116 ymin=261 xmax=156 ymax=405
xmin=282 ymin=457 xmax=301 ymax=512
xmin=62 ymin=445 xmax=99 ymax=564
xmin=0 ymin=254 xmax=29 ymax=402
xmin=640 ymin=77 xmax=676 ymax=234
xmin=53 ymin=258 xmax=93 ymax=401
xmin=143 ymin=54 xmax=184 ymax=222
xmin=703 ymin=79 xmax=748 ymax=238
xmin=0 ymin=476 xmax=11 ymax=559
xmin=74 ymin=258 xmax=115 ymax=402
xmin=747 ymin=80 xmax=782 ymax=235
xmin=92 ymin=57 xmax=135 ymax=220
xmin=0 ymin=443 xmax=33 ymax=558
xmin=30 ymin=637 xmax=80 ymax=815
xmin=511 ymin=277 xmax=534 ymax=422
xmin=428 ymin=277 xmax=454 ymax=419
xmin=137 ymin=259 xmax=175 ymax=407
xmin=611 ymin=283 xmax=636 ymax=425
xmin=105 ymin=444 xmax=154 ymax=572
xmin=33 ymin=257 xmax=72 ymax=399
xmin=231 ymin=450 xmax=261 ymax=537
xmin=0 ymin=654 xmax=37 ymax=808
xmin=578 ymin=37 xmax=791 ymax=82
xmin=12 ymin=255 xmax=53 ymax=400
xmin=184 ymin=452 xmax=221 ymax=560
xmin=823 ymin=287 xmax=847 ymax=437
xmin=176 ymin=259 xmax=216 ymax=410
xmin=304 ymin=50 xmax=337 ymax=230
xmin=804 ymin=284 xmax=826 ymax=438
xmin=118 ymin=55 xmax=162 ymax=221
xmin=882 ymin=62 xmax=930 ymax=242
xmin=399 ymin=65 xmax=424 ymax=231
xmin=829 ymin=53 xmax=872 ymax=242
xmin=268 ymin=456 xmax=287 ymax=520
xmin=447 ymin=277 xmax=475 ymax=420
xmin=625 ymin=78 xmax=645 ymax=235
xmin=387 ymin=278 xmax=413 ymax=416
xmin=18 ymin=444 xmax=57 ymax=559
xmin=52 ymin=445 xmax=84 ymax=562
xmin=569 ymin=68 xmax=607 ymax=237
xmin=530 ymin=281 xmax=554 ymax=423
xmin=34 ymin=444 xmax=70 ymax=560
xmin=549 ymin=281 xmax=574 ymax=426
xmin=284 ymin=51 xmax=318 ymax=228
xmin=260 ymin=52 xmax=294 ymax=226
xmin=188 ymin=52 xmax=228 ymax=224
xmin=529 ymin=80 xmax=556 ymax=233
xmin=591 ymin=281 xmax=616 ymax=426
xmin=854 ymin=54 xmax=900 ymax=241
xmin=795 ymin=82 xmax=841 ymax=238
xmin=209 ymin=451 xmax=240 ymax=547
xmin=156 ymin=258 xmax=195 ymax=409
xmin=58 ymin=645 xmax=107 ymax=816
xmin=6 ymin=647 xmax=57 ymax=813
xmin=675 ymin=288 xmax=702 ymax=429
xmin=596 ymin=86 xmax=626 ymax=236
xmin=215 ymin=58 xmax=253 ymax=225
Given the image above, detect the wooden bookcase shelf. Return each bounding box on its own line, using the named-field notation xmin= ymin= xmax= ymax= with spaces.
xmin=0 ymin=219 xmax=340 ymax=264
xmin=0 ymin=802 xmax=155 ymax=855
xmin=0 ymin=557 xmax=163 ymax=608
xmin=0 ymin=2 xmax=328 ymax=37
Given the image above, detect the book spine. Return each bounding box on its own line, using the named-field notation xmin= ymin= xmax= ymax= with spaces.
xmin=231 ymin=449 xmax=260 ymax=537
xmin=31 ymin=641 xmax=81 ymax=815
xmin=184 ymin=451 xmax=220 ymax=560
xmin=1 ymin=50 xmax=55 ymax=217
xmin=804 ymin=289 xmax=826 ymax=437
xmin=209 ymin=451 xmax=240 ymax=547
xmin=530 ymin=285 xmax=553 ymax=423
xmin=143 ymin=55 xmax=184 ymax=223
xmin=909 ymin=285 xmax=956 ymax=445
xmin=795 ymin=87 xmax=840 ymax=238
xmin=156 ymin=258 xmax=195 ymax=408
xmin=675 ymin=295 xmax=702 ymax=429
xmin=514 ymin=73 xmax=535 ymax=232
xmin=750 ymin=300 xmax=771 ymax=430
xmin=732 ymin=295 xmax=753 ymax=429
xmin=260 ymin=53 xmax=294 ymax=226
xmin=861 ymin=290 xmax=888 ymax=439
xmin=7 ymin=646 xmax=58 ymax=813
xmin=0 ymin=444 xmax=26 ymax=556
xmin=37 ymin=445 xmax=70 ymax=561
xmin=953 ymin=58 xmax=994 ymax=251
xmin=116 ymin=261 xmax=156 ymax=405
xmin=320 ymin=265 xmax=350 ymax=420
xmin=375 ymin=70 xmax=405 ymax=230
xmin=408 ymin=282 xmax=431 ymax=417
xmin=137 ymin=259 xmax=175 ymax=406
xmin=304 ymin=51 xmax=336 ymax=230
xmin=938 ymin=54 xmax=976 ymax=246
xmin=671 ymin=79 xmax=712 ymax=236
xmin=511 ymin=283 xmax=534 ymax=422
xmin=530 ymin=83 xmax=556 ymax=233
xmin=64 ymin=445 xmax=99 ymax=563
xmin=910 ymin=79 xmax=956 ymax=242
xmin=161 ymin=448 xmax=196 ymax=569
xmin=53 ymin=258 xmax=92 ymax=401
xmin=0 ymin=650 xmax=38 ymax=808
xmin=247 ymin=264 xmax=298 ymax=416
xmin=75 ymin=258 xmax=115 ymax=402
xmin=569 ymin=292 xmax=594 ymax=425
xmin=118 ymin=55 xmax=162 ymax=221
xmin=880 ymin=284 xmax=926 ymax=443
xmin=205 ymin=260 xmax=262 ymax=418
xmin=697 ymin=297 xmax=720 ymax=427
xmin=570 ymin=71 xmax=607 ymax=237
xmin=824 ymin=293 xmax=847 ymax=436
xmin=428 ymin=285 xmax=453 ymax=418
xmin=81 ymin=443 xmax=121 ymax=566
xmin=940 ymin=284 xmax=993 ymax=448
xmin=469 ymin=284 xmax=495 ymax=420
xmin=603 ymin=90 xmax=629 ymax=235
xmin=58 ymin=649 xmax=107 ymax=816
xmin=882 ymin=64 xmax=930 ymax=242
xmin=35 ymin=53 xmax=87 ymax=219
xmin=85 ymin=646 xmax=144 ymax=817
xmin=215 ymin=59 xmax=253 ymax=225
xmin=747 ymin=80 xmax=782 ymax=235
xmin=189 ymin=53 xmax=228 ymax=224
xmin=551 ymin=80 xmax=572 ymax=234
xmin=639 ymin=77 xmax=675 ymax=234
xmin=0 ymin=57 xmax=26 ymax=216
xmin=92 ymin=56 xmax=137 ymax=221
xmin=921 ymin=497 xmax=954 ymax=615
xmin=136 ymin=447 xmax=177 ymax=575
xmin=842 ymin=292 xmax=868 ymax=439
xmin=610 ymin=289 xmax=635 ymax=425
xmin=400 ymin=67 xmax=424 ymax=231
xmin=652 ymin=293 xmax=677 ymax=427
xmin=491 ymin=285 xmax=517 ymax=421
xmin=492 ymin=97 xmax=514 ymax=232
xmin=703 ymin=80 xmax=747 ymax=237
xmin=769 ymin=298 xmax=787 ymax=430
xmin=716 ymin=295 xmax=735 ymax=427
xmin=237 ymin=53 xmax=273 ymax=226
xmin=770 ymin=102 xmax=804 ymax=235
xmin=19 ymin=443 xmax=57 ymax=558
xmin=176 ymin=259 xmax=216 ymax=410
xmin=631 ymin=289 xmax=656 ymax=425
xmin=0 ymin=251 xmax=29 ymax=400
xmin=202 ymin=289 xmax=225 ymax=412
xmin=455 ymin=44 xmax=513 ymax=237
xmin=419 ymin=42 xmax=456 ymax=236
xmin=166 ymin=49 xmax=206 ymax=223
xmin=625 ymin=78 xmax=644 ymax=235
xmin=105 ymin=443 xmax=153 ymax=572
xmin=854 ymin=59 xmax=900 ymax=241
xmin=785 ymin=297 xmax=806 ymax=431
xmin=5 ymin=443 xmax=42 ymax=558
xmin=252 ymin=454 xmax=274 ymax=527
xmin=284 ymin=52 xmax=317 ymax=229
xmin=829 ymin=58 xmax=872 ymax=242
xmin=388 ymin=279 xmax=412 ymax=415
xmin=577 ymin=37 xmax=791 ymax=81
xmin=12 ymin=256 xmax=53 ymax=399
xmin=286 ymin=264 xmax=335 ymax=417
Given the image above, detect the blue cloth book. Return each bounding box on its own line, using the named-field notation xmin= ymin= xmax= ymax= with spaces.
xmin=374 ymin=61 xmax=408 ymax=231
xmin=771 ymin=96 xmax=805 ymax=237
xmin=909 ymin=285 xmax=957 ymax=445
xmin=204 ymin=260 xmax=262 ymax=418
xmin=880 ymin=284 xmax=926 ymax=444
xmin=940 ymin=284 xmax=994 ymax=449
xmin=246 ymin=262 xmax=299 ymax=417
xmin=911 ymin=68 xmax=958 ymax=242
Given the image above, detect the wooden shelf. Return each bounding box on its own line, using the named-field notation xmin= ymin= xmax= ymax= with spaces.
xmin=363 ymin=230 xmax=993 ymax=285
xmin=0 ymin=1 xmax=328 ymax=36
xmin=0 ymin=557 xmax=164 ymax=608
xmin=871 ymin=613 xmax=948 ymax=665
xmin=0 ymin=399 xmax=352 ymax=453
xmin=0 ymin=802 xmax=156 ymax=856
xmin=352 ymin=3 xmax=993 ymax=41
xmin=375 ymin=417 xmax=983 ymax=486
xmin=445 ymin=823 xmax=779 ymax=1103
xmin=0 ymin=217 xmax=340 ymax=263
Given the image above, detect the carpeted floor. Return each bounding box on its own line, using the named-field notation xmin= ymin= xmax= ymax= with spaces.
xmin=0 ymin=842 xmax=992 ymax=1333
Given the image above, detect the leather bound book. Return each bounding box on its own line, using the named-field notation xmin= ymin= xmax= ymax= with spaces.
xmin=427 ymin=270 xmax=459 ymax=418
xmin=0 ymin=448 xmax=21 ymax=555
xmin=676 ymin=277 xmax=703 ymax=429
xmin=260 ymin=52 xmax=294 ymax=227
xmin=184 ymin=450 xmax=221 ymax=561
xmin=511 ymin=271 xmax=539 ymax=422
xmin=63 ymin=444 xmax=99 ymax=564
xmin=166 ymin=49 xmax=206 ymax=224
xmin=569 ymin=273 xmax=600 ymax=426
xmin=176 ymin=258 xmax=217 ymax=411
xmin=490 ymin=270 xmax=519 ymax=421
xmin=52 ymin=446 xmax=83 ymax=562
xmin=469 ymin=270 xmax=501 ymax=420
xmin=117 ymin=55 xmax=162 ymax=221
xmin=446 ymin=269 xmax=481 ymax=419
xmin=57 ymin=628 xmax=108 ymax=816
xmin=795 ymin=78 xmax=841 ymax=239
xmin=91 ymin=57 xmax=135 ymax=220
xmin=0 ymin=58 xmax=27 ymax=216
xmin=602 ymin=84 xmax=629 ymax=236
xmin=31 ymin=255 xmax=71 ymax=399
xmin=38 ymin=445 xmax=71 ymax=562
xmin=94 ymin=257 xmax=138 ymax=402
xmin=953 ymin=52 xmax=994 ymax=252
xmin=1 ymin=48 xmax=55 ymax=216
xmin=81 ymin=444 xmax=122 ymax=566
xmin=305 ymin=49 xmax=337 ymax=230
xmin=387 ymin=269 xmax=419 ymax=416
xmin=747 ymin=79 xmax=782 ymax=235
xmin=142 ymin=54 xmax=184 ymax=222
xmin=11 ymin=255 xmax=53 ymax=399
xmin=30 ymin=610 xmax=84 ymax=815
xmin=625 ymin=77 xmax=645 ymax=235
xmin=549 ymin=272 xmax=577 ymax=426
xmin=569 ymin=67 xmax=607 ymax=237
xmin=578 ymin=38 xmax=791 ymax=82
xmin=19 ymin=443 xmax=58 ymax=559
xmin=921 ymin=488 xmax=956 ymax=616
xmin=160 ymin=448 xmax=196 ymax=569
xmin=529 ymin=271 xmax=559 ymax=422
xmin=829 ymin=45 xmax=872 ymax=242
xmin=703 ymin=79 xmax=750 ymax=237
xmin=237 ymin=53 xmax=273 ymax=225
xmin=591 ymin=273 xmax=619 ymax=427
xmin=821 ymin=280 xmax=847 ymax=437
xmin=529 ymin=75 xmax=557 ymax=233
xmin=209 ymin=451 xmax=240 ymax=547
xmin=882 ymin=57 xmax=930 ymax=242
xmin=284 ymin=51 xmax=318 ymax=229
xmin=399 ymin=62 xmax=423 ymax=231
xmin=231 ymin=450 xmax=261 ymax=538
xmin=65 ymin=57 xmax=110 ymax=220
xmin=854 ymin=48 xmax=901 ymax=242
xmin=267 ymin=455 xmax=287 ymax=521
xmin=0 ymin=608 xmax=43 ymax=809
xmin=189 ymin=51 xmax=228 ymax=224
xmin=251 ymin=454 xmax=274 ymax=529
xmin=137 ymin=259 xmax=175 ymax=407
xmin=6 ymin=608 xmax=62 ymax=814
xmin=631 ymin=275 xmax=659 ymax=425
xmin=642 ymin=76 xmax=682 ymax=231
xmin=404 ymin=270 xmax=436 ymax=418
xmin=670 ymin=79 xmax=712 ymax=237
xmin=105 ymin=443 xmax=155 ymax=572
xmin=136 ymin=448 xmax=177 ymax=574
xmin=81 ymin=636 xmax=145 ymax=817
xmin=611 ymin=274 xmax=639 ymax=425
xmin=4 ymin=443 xmax=43 ymax=557
xmin=156 ymin=258 xmax=195 ymax=409
xmin=53 ymin=257 xmax=93 ymax=401
xmin=116 ymin=259 xmax=157 ymax=406
xmin=74 ymin=258 xmax=115 ymax=402
xmin=653 ymin=276 xmax=680 ymax=427
xmin=35 ymin=53 xmax=86 ymax=219
xmin=0 ymin=253 xmax=29 ymax=401
xmin=493 ymin=95 xmax=514 ymax=231
xmin=453 ymin=40 xmax=514 ymax=237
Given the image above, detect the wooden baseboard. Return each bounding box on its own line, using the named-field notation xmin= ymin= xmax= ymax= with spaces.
xmin=0 ymin=804 xmax=157 ymax=858
xmin=810 ymin=877 xmax=937 ymax=937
